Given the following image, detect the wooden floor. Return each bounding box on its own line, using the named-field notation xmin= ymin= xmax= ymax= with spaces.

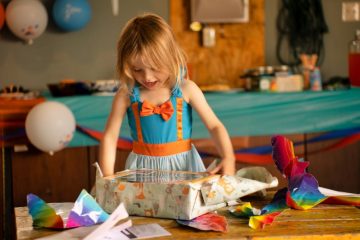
xmin=15 ymin=194 xmax=360 ymax=240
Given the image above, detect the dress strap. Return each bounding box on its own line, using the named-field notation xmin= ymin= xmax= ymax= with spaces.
xmin=171 ymin=67 xmax=187 ymax=97
xmin=129 ymin=86 xmax=140 ymax=103
xmin=171 ymin=84 xmax=182 ymax=98
xmin=132 ymin=102 xmax=144 ymax=143
xmin=129 ymin=86 xmax=143 ymax=142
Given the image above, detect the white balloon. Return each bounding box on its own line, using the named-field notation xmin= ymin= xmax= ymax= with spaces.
xmin=25 ymin=101 xmax=76 ymax=155
xmin=5 ymin=0 xmax=48 ymax=44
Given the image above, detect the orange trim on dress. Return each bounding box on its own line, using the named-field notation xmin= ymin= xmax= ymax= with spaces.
xmin=133 ymin=139 xmax=192 ymax=156
xmin=176 ymin=98 xmax=183 ymax=140
xmin=132 ymin=102 xmax=143 ymax=143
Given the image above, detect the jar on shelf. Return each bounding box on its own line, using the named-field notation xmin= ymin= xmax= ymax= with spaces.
xmin=259 ymin=66 xmax=274 ymax=92
xmin=349 ymin=29 xmax=360 ymax=87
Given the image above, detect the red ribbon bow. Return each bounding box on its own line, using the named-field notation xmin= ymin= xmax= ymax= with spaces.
xmin=140 ymin=100 xmax=174 ymax=121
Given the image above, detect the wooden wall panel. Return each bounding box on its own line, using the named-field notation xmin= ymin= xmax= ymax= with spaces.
xmin=306 ymin=134 xmax=360 ymax=193
xmin=12 ymin=146 xmax=90 ymax=206
xmin=170 ymin=0 xmax=265 ymax=88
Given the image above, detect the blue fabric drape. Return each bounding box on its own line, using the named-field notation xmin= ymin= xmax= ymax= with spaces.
xmin=45 ymin=89 xmax=360 ymax=147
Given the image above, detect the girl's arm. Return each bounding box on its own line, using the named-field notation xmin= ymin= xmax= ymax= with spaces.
xmin=182 ymin=80 xmax=235 ymax=175
xmin=99 ymin=87 xmax=129 ymax=176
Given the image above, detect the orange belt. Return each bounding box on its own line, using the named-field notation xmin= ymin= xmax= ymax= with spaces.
xmin=133 ymin=139 xmax=192 ymax=156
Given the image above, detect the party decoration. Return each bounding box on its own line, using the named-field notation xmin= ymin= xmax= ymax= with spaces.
xmin=272 ymin=136 xmax=326 ymax=210
xmin=0 ymin=3 xmax=5 ymax=30
xmin=27 ymin=194 xmax=64 ymax=228
xmin=248 ymin=188 xmax=288 ymax=229
xmin=229 ymin=202 xmax=261 ymax=218
xmin=231 ymin=135 xmax=360 ymax=229
xmin=177 ymin=212 xmax=228 ymax=232
xmin=52 ymin=0 xmax=92 ymax=31
xmin=5 ymin=0 xmax=48 ymax=44
xmin=77 ymin=125 xmax=133 ymax=150
xmin=25 ymin=101 xmax=75 ymax=155
xmin=27 ymin=189 xmax=109 ymax=229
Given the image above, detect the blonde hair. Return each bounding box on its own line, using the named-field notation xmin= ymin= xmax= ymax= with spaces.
xmin=116 ymin=13 xmax=187 ymax=91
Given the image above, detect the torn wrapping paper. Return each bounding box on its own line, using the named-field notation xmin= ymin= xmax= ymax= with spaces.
xmin=200 ymin=167 xmax=278 ymax=206
xmin=83 ymin=203 xmax=132 ymax=240
xmin=95 ymin=164 xmax=278 ymax=220
xmin=38 ymin=202 xmax=171 ymax=240
xmin=27 ymin=189 xmax=109 ymax=229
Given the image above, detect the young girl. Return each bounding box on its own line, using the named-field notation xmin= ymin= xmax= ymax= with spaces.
xmin=99 ymin=13 xmax=235 ymax=177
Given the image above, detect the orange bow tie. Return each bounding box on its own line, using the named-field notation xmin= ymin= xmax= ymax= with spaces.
xmin=140 ymin=100 xmax=174 ymax=121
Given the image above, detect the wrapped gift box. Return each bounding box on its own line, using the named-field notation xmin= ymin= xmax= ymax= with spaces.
xmin=95 ymin=168 xmax=226 ymax=220
xmin=95 ymin=165 xmax=278 ymax=220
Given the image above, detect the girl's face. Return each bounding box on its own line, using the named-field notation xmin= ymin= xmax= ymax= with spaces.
xmin=129 ymin=55 xmax=170 ymax=90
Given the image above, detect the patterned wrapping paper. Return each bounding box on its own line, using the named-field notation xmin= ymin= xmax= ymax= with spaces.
xmin=201 ymin=167 xmax=278 ymax=206
xmin=95 ymin=168 xmax=226 ymax=220
xmin=95 ymin=165 xmax=278 ymax=220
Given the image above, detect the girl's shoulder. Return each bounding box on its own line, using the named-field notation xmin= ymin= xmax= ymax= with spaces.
xmin=180 ymin=79 xmax=203 ymax=103
xmin=114 ymin=85 xmax=131 ymax=107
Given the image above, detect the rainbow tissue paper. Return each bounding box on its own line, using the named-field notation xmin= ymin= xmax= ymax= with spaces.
xmin=231 ymin=135 xmax=360 ymax=229
xmin=27 ymin=189 xmax=109 ymax=229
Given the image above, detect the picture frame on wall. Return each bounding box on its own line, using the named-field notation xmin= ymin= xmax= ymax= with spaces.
xmin=190 ymin=0 xmax=249 ymax=23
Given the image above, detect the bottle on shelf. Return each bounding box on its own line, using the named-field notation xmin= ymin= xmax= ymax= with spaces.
xmin=349 ymin=29 xmax=360 ymax=87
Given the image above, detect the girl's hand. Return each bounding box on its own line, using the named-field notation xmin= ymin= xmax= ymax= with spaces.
xmin=208 ymin=157 xmax=235 ymax=176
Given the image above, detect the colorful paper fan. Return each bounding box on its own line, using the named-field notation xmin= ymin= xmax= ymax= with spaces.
xmin=27 ymin=194 xmax=64 ymax=229
xmin=66 ymin=189 xmax=109 ymax=228
xmin=286 ymin=174 xmax=326 ymax=210
xmin=260 ymin=187 xmax=288 ymax=214
xmin=27 ymin=189 xmax=109 ymax=229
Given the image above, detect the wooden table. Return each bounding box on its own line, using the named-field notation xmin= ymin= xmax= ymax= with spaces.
xmin=15 ymin=194 xmax=360 ymax=240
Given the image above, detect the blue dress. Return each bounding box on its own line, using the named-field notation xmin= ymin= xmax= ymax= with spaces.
xmin=124 ymin=85 xmax=205 ymax=172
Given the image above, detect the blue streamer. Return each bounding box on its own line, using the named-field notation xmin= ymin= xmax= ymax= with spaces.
xmin=234 ymin=128 xmax=360 ymax=155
